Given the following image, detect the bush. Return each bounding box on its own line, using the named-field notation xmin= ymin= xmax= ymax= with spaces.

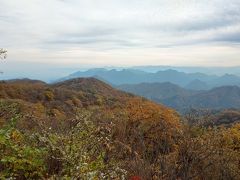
xmin=0 ymin=117 xmax=46 ymax=179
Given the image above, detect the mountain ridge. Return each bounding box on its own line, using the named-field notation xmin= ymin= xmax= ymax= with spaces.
xmin=58 ymin=68 xmax=240 ymax=90
xmin=118 ymin=82 xmax=240 ymax=112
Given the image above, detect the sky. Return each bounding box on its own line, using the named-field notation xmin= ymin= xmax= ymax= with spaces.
xmin=0 ymin=0 xmax=240 ymax=71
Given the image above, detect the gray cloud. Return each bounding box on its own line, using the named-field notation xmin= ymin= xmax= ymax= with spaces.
xmin=214 ymin=32 xmax=240 ymax=43
xmin=0 ymin=0 xmax=240 ymax=66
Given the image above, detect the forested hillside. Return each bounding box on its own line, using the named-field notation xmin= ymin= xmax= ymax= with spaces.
xmin=0 ymin=78 xmax=240 ymax=179
xmin=118 ymin=83 xmax=240 ymax=112
xmin=2 ymin=0 xmax=240 ymax=179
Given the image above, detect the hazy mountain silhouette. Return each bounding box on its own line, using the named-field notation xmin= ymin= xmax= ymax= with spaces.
xmin=118 ymin=82 xmax=196 ymax=100
xmin=185 ymin=79 xmax=209 ymax=90
xmin=59 ymin=68 xmax=240 ymax=90
xmin=118 ymin=83 xmax=240 ymax=111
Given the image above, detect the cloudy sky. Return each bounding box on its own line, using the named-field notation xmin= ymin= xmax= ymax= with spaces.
xmin=1 ymin=0 xmax=240 ymax=67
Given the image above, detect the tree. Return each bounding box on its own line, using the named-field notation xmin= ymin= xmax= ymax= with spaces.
xmin=0 ymin=48 xmax=7 ymax=74
xmin=0 ymin=48 xmax=7 ymax=59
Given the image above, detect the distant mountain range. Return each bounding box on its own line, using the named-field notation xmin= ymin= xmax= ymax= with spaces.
xmin=118 ymin=82 xmax=240 ymax=112
xmin=57 ymin=68 xmax=240 ymax=111
xmin=131 ymin=65 xmax=240 ymax=76
xmin=118 ymin=82 xmax=197 ymax=101
xmin=58 ymin=68 xmax=240 ymax=90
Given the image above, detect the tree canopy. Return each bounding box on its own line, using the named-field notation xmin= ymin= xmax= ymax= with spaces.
xmin=0 ymin=48 xmax=7 ymax=59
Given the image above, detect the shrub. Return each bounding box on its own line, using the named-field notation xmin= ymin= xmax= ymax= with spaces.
xmin=0 ymin=117 xmax=46 ymax=179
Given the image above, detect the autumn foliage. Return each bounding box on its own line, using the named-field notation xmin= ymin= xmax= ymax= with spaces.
xmin=0 ymin=78 xmax=240 ymax=179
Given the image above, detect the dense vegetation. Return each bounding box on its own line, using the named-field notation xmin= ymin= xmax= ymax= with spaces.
xmin=0 ymin=78 xmax=240 ymax=179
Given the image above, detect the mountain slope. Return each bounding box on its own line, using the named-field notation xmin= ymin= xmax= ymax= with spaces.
xmin=0 ymin=77 xmax=182 ymax=179
xmin=1 ymin=78 xmax=240 ymax=179
xmin=211 ymin=74 xmax=240 ymax=87
xmin=187 ymin=86 xmax=240 ymax=109
xmin=185 ymin=79 xmax=209 ymax=90
xmin=118 ymin=82 xmax=240 ymax=111
xmin=118 ymin=82 xmax=195 ymax=100
xmin=0 ymin=77 xmax=181 ymax=138
xmin=53 ymin=77 xmax=126 ymax=98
